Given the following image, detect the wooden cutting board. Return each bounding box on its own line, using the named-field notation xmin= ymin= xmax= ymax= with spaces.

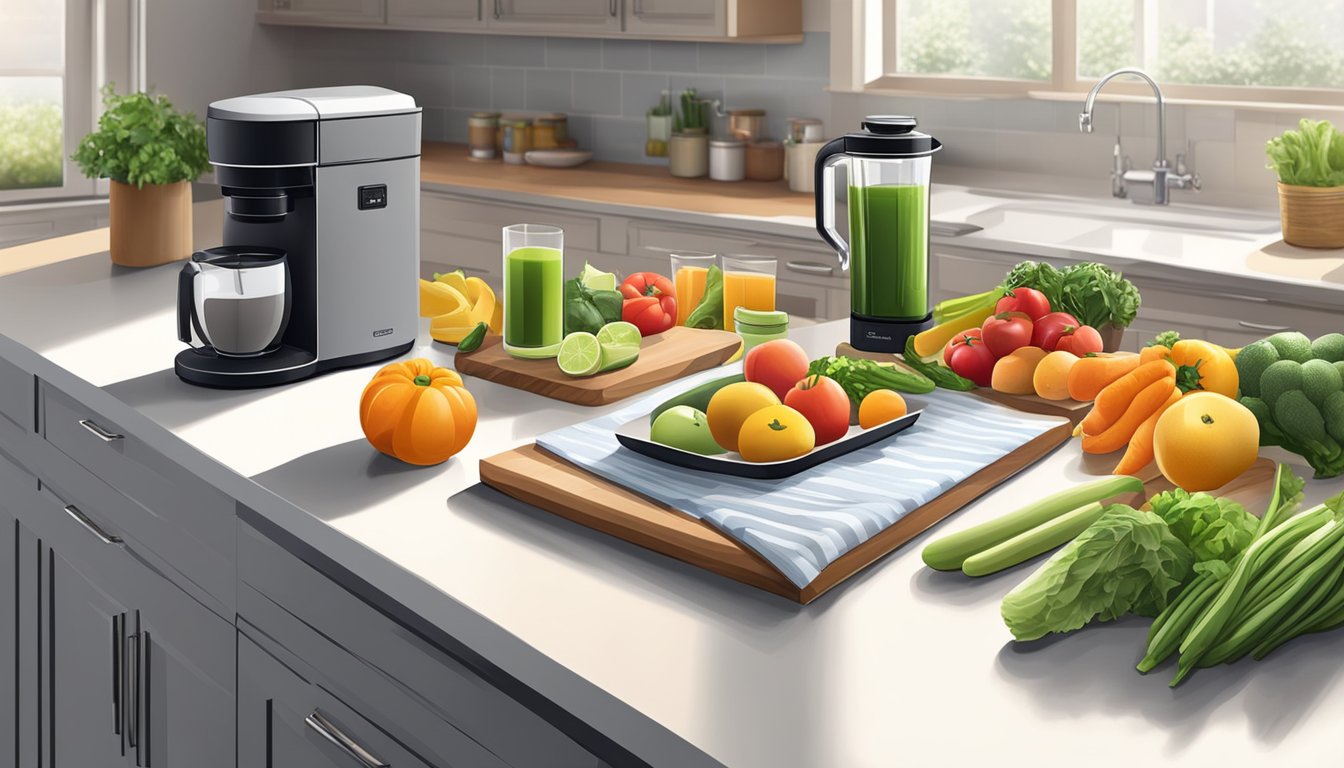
xmin=479 ymin=421 xmax=1074 ymax=604
xmin=454 ymin=327 xmax=741 ymax=406
xmin=834 ymin=342 xmax=1093 ymax=422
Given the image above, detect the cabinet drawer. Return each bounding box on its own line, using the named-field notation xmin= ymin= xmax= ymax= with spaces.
xmin=239 ymin=522 xmax=601 ymax=768
xmin=0 ymin=355 xmax=31 ymax=435
xmin=422 ymin=192 xmax=601 ymax=252
xmin=38 ymin=382 xmax=235 ymax=613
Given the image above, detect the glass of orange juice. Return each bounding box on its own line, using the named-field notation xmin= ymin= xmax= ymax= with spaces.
xmin=671 ymin=251 xmax=717 ymax=325
xmin=722 ymin=256 xmax=777 ymax=332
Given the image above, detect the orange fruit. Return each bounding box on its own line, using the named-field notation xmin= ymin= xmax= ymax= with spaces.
xmin=1154 ymin=392 xmax=1259 ymax=491
xmin=706 ymin=382 xmax=780 ymax=452
xmin=858 ymin=390 xmax=907 ymax=429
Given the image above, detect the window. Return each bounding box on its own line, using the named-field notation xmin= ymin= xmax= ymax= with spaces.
xmin=841 ymin=0 xmax=1344 ymax=105
xmin=0 ymin=0 xmax=139 ymax=204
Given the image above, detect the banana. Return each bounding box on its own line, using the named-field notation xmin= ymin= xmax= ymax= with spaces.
xmin=428 ymin=274 xmax=504 ymax=344
xmin=419 ymin=280 xmax=469 ymax=318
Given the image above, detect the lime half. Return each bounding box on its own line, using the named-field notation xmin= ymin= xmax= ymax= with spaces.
xmin=579 ymin=262 xmax=618 ymax=292
xmin=557 ymin=332 xmax=603 ymax=377
xmin=596 ymin=321 xmax=642 ymax=348
xmin=598 ymin=343 xmax=640 ymax=373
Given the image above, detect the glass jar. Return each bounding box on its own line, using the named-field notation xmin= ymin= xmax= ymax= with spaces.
xmin=533 ymin=114 xmax=568 ymax=150
xmin=468 ymin=112 xmax=500 ymax=160
xmin=502 ymin=119 xmax=533 ymax=165
xmin=709 ymin=138 xmax=745 ymax=181
xmin=733 ymin=307 xmax=789 ymax=353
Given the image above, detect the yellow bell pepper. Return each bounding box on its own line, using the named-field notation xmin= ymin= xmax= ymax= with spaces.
xmin=1141 ymin=338 xmax=1238 ymax=398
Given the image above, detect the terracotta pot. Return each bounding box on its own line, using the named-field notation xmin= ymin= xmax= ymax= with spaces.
xmin=1100 ymin=322 xmax=1125 ymax=353
xmin=1278 ymin=182 xmax=1344 ymax=249
xmin=109 ymin=179 xmax=193 ymax=268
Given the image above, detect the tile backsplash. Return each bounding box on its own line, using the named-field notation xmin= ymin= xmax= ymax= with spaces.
xmin=260 ymin=22 xmax=1339 ymax=211
xmin=270 ymin=26 xmax=830 ymax=166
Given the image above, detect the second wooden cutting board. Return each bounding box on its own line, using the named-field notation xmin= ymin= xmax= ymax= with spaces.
xmin=454 ymin=326 xmax=742 ymax=406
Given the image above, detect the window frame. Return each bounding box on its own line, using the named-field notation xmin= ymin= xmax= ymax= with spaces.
xmin=0 ymin=0 xmax=143 ymax=205
xmin=832 ymin=0 xmax=1344 ymax=109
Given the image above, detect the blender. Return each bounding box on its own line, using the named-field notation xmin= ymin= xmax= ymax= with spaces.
xmin=814 ymin=116 xmax=941 ymax=353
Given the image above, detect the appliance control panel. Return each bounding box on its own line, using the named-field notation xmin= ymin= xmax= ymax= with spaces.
xmin=357 ymin=184 xmax=388 ymax=210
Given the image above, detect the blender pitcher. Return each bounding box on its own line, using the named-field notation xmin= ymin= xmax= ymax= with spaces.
xmin=814 ymin=116 xmax=941 ymax=353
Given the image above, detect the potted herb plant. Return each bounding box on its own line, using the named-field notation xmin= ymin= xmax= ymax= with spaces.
xmin=668 ymin=89 xmax=709 ymax=178
xmin=1266 ymin=118 xmax=1344 ymax=249
xmin=646 ymin=90 xmax=673 ymax=158
xmin=72 ymin=86 xmax=209 ymax=267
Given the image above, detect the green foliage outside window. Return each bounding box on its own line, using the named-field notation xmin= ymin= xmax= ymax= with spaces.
xmin=0 ymin=101 xmax=62 ymax=190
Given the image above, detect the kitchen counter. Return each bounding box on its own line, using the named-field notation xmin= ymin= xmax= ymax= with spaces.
xmin=4 ymin=250 xmax=1344 ymax=767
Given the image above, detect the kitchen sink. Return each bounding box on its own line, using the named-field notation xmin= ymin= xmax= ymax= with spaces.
xmin=965 ymin=198 xmax=1279 ymax=236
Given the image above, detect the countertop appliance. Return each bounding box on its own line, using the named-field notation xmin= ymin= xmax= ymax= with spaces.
xmin=175 ymin=85 xmax=421 ymax=387
xmin=815 ymin=116 xmax=941 ymax=353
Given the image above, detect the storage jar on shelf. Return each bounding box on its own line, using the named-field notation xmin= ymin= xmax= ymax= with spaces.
xmin=709 ymin=138 xmax=746 ymax=182
xmin=669 ymin=132 xmax=710 ymax=178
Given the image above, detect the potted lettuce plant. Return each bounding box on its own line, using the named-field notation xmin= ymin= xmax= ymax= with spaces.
xmin=1266 ymin=119 xmax=1344 ymax=249
xmin=72 ymin=86 xmax=208 ymax=267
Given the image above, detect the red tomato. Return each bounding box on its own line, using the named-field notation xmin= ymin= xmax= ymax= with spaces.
xmin=784 ymin=375 xmax=851 ymax=445
xmin=946 ymin=335 xmax=997 ymax=387
xmin=1055 ymin=324 xmax=1104 ymax=356
xmin=744 ymin=339 xmax=811 ymax=400
xmin=622 ymin=295 xmax=676 ymax=336
xmin=994 ymin=287 xmax=1051 ymax=321
xmin=1031 ymin=311 xmax=1080 ymax=351
xmin=619 ymin=272 xmax=676 ymax=302
xmin=980 ymin=312 xmax=1034 ymax=358
xmin=944 ymin=330 xmax=982 ymax=367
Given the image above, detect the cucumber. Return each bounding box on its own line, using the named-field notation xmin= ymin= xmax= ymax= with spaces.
xmin=649 ymin=373 xmax=746 ymax=425
xmin=921 ymin=475 xmax=1145 ymax=571
xmin=456 ymin=322 xmax=489 ymax=353
xmin=960 ymin=502 xmax=1107 ymax=577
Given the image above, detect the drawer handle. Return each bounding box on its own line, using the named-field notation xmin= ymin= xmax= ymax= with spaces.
xmin=64 ymin=505 xmax=123 ymax=545
xmin=1238 ymin=320 xmax=1291 ymax=332
xmin=306 ymin=711 xmax=389 ymax=768
xmin=786 ymin=260 xmax=835 ymax=277
xmin=79 ymin=419 xmax=124 ymax=442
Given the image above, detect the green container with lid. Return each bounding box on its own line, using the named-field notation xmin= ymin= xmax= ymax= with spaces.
xmin=733 ymin=307 xmax=789 ymax=353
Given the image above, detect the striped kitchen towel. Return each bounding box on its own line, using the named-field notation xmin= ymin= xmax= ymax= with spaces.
xmin=536 ymin=364 xmax=1066 ymax=589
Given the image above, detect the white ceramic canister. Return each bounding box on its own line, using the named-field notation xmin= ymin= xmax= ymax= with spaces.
xmin=709 ymin=138 xmax=746 ymax=181
xmin=786 ymin=140 xmax=825 ymax=193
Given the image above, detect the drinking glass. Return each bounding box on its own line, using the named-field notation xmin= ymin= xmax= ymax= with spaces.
xmin=670 ymin=251 xmax=717 ymax=325
xmin=502 ymin=224 xmax=564 ymax=359
xmin=722 ymin=256 xmax=777 ymax=332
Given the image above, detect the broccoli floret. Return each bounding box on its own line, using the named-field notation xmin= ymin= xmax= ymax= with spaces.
xmin=1325 ymin=390 xmax=1344 ymax=444
xmin=1266 ymin=331 xmax=1313 ymax=363
xmin=1240 ymin=396 xmax=1280 ymax=447
xmin=1302 ymin=359 xmax=1344 ymax=408
xmin=1311 ymin=333 xmax=1344 ymax=363
xmin=1235 ymin=340 xmax=1279 ymax=398
xmin=1335 ymin=361 xmax=1344 ymax=384
xmin=1275 ymin=390 xmax=1329 ymax=446
xmin=1260 ymin=359 xmax=1304 ymax=408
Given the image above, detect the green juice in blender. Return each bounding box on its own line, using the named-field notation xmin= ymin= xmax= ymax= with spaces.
xmin=504 ymin=246 xmax=563 ymax=357
xmin=847 ymin=184 xmax=928 ymax=320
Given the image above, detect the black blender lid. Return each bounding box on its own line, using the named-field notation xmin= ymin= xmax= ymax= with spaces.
xmin=840 ymin=115 xmax=941 ymax=157
xmin=192 ymin=245 xmax=286 ymax=268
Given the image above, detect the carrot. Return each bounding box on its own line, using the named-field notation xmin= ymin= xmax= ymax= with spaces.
xmin=1079 ymin=359 xmax=1175 ymax=436
xmin=1082 ymin=375 xmax=1176 ymax=454
xmin=1139 ymin=345 xmax=1170 ymax=365
xmin=1113 ymin=386 xmax=1183 ymax=475
xmin=1067 ymin=352 xmax=1141 ymax=402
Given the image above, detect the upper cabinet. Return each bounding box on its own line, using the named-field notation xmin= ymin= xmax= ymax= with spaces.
xmin=258 ymin=0 xmax=385 ymax=24
xmin=260 ymin=0 xmax=803 ymax=42
xmin=387 ymin=0 xmax=484 ymax=30
xmin=492 ymin=0 xmax=622 ymax=33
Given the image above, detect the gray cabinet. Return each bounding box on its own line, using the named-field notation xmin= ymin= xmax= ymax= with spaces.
xmin=0 ymin=452 xmax=38 ymax=767
xmin=624 ymin=0 xmax=723 ymax=37
xmin=387 ymin=0 xmax=484 ymax=29
xmin=258 ymin=0 xmax=385 ymax=22
xmin=490 ymin=0 xmax=621 ymax=32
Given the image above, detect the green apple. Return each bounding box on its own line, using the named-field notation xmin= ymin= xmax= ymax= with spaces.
xmin=651 ymin=405 xmax=725 ymax=455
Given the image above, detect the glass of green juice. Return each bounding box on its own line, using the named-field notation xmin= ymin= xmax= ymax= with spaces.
xmin=502 ymin=224 xmax=564 ymax=359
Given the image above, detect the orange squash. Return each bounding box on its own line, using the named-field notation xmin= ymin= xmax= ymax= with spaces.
xmin=360 ymin=358 xmax=477 ymax=465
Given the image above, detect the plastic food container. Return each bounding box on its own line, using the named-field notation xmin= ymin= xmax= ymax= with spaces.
xmin=709 ymin=138 xmax=746 ymax=181
xmin=733 ymin=307 xmax=789 ymax=353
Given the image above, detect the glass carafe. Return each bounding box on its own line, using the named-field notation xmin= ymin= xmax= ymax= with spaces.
xmin=815 ymin=116 xmax=940 ymax=352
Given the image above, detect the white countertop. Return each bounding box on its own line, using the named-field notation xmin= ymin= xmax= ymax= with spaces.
xmin=4 ymin=251 xmax=1344 ymax=767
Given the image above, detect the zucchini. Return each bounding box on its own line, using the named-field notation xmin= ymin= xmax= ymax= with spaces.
xmin=921 ymin=475 xmax=1145 ymax=571
xmin=902 ymin=336 xmax=977 ymax=391
xmin=456 ymin=322 xmax=489 ymax=353
xmin=649 ymin=373 xmax=746 ymax=425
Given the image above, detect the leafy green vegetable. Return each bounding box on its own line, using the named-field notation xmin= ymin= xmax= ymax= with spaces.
xmin=1148 ymin=489 xmax=1259 ymax=565
xmin=806 ymin=355 xmax=935 ymax=401
xmin=1146 ymin=330 xmax=1182 ymax=350
xmin=685 ymin=264 xmax=724 ymax=330
xmin=71 ymin=85 xmax=208 ymax=188
xmin=1053 ymin=262 xmax=1142 ymax=329
xmin=1000 ymin=505 xmax=1194 ymax=642
xmin=563 ymin=278 xmax=621 ymax=336
xmin=1266 ymin=119 xmax=1344 ymax=187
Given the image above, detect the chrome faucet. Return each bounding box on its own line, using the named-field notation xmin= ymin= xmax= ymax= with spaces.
xmin=1079 ymin=68 xmax=1200 ymax=205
